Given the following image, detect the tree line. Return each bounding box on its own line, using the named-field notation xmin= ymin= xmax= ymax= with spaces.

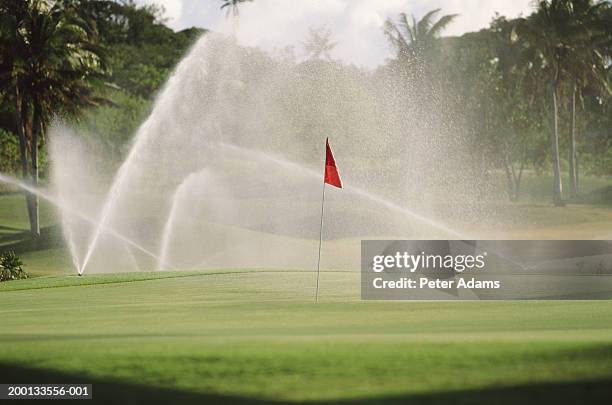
xmin=0 ymin=0 xmax=202 ymax=236
xmin=384 ymin=2 xmax=611 ymax=205
xmin=0 ymin=0 xmax=611 ymax=237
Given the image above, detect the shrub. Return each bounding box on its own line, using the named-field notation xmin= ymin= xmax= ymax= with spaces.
xmin=0 ymin=251 xmax=28 ymax=282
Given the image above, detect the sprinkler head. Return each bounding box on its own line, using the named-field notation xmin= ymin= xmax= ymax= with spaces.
xmin=78 ymin=273 xmax=83 ymax=277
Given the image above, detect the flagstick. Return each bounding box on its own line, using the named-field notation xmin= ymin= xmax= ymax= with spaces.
xmin=315 ymin=179 xmax=326 ymax=303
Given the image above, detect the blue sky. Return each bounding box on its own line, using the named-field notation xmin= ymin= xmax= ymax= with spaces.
xmin=135 ymin=0 xmax=534 ymax=67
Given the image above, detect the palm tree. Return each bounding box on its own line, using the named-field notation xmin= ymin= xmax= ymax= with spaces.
xmin=517 ymin=1 xmax=572 ymax=206
xmin=220 ymin=0 xmax=253 ymax=19
xmin=302 ymin=25 xmax=337 ymax=61
xmin=384 ymin=9 xmax=458 ymax=66
xmin=563 ymin=0 xmax=611 ymax=196
xmin=518 ymin=0 xmax=611 ymax=205
xmin=491 ymin=17 xmax=547 ymax=202
xmin=0 ymin=0 xmax=107 ymax=236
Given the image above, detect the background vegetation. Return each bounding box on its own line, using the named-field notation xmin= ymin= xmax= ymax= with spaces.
xmin=0 ymin=0 xmax=611 ymax=236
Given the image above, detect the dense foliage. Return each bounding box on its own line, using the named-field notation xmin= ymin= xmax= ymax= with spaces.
xmin=0 ymin=0 xmax=204 ymax=235
xmin=0 ymin=0 xmax=204 ymax=167
xmin=0 ymin=251 xmax=27 ymax=281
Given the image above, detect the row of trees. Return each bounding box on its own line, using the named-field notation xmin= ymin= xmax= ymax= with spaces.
xmin=0 ymin=0 xmax=611 ymax=237
xmin=384 ymin=1 xmax=611 ymax=204
xmin=0 ymin=0 xmax=202 ymax=236
xmin=0 ymin=0 xmax=108 ymax=235
xmin=519 ymin=0 xmax=611 ymax=205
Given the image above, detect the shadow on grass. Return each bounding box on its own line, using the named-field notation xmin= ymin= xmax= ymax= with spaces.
xmin=0 ymin=230 xmax=29 ymax=245
xmin=0 ymin=225 xmax=63 ymax=253
xmin=1 ymin=362 xmax=611 ymax=404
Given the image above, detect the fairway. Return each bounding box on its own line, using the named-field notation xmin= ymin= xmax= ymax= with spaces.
xmin=1 ymin=269 xmax=612 ymax=404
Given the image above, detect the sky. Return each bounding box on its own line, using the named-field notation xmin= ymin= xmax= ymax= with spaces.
xmin=135 ymin=0 xmax=534 ymax=67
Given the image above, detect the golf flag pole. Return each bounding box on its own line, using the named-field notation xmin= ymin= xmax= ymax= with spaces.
xmin=316 ymin=138 xmax=342 ymax=303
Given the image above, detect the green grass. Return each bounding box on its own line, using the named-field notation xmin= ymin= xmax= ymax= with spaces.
xmin=0 ymin=193 xmax=69 ymax=277
xmin=0 ymin=268 xmax=284 ymax=292
xmin=2 ymin=177 xmax=612 ymax=403
xmin=517 ymin=171 xmax=612 ymax=204
xmin=1 ymin=270 xmax=612 ymax=402
xmin=0 ymin=193 xmax=56 ymax=230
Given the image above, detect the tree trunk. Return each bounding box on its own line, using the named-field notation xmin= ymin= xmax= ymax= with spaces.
xmin=502 ymin=152 xmax=517 ymax=202
xmin=13 ymin=90 xmax=28 ymax=177
xmin=575 ymin=150 xmax=580 ymax=193
xmin=30 ymin=106 xmax=41 ymax=237
xmin=503 ymin=161 xmax=516 ymax=201
xmin=13 ymin=88 xmax=40 ymax=237
xmin=549 ymin=79 xmax=563 ymax=206
xmin=568 ymin=81 xmax=578 ymax=197
xmin=515 ymin=147 xmax=526 ymax=201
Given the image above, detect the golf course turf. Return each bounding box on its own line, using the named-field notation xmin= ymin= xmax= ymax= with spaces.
xmin=1 ymin=269 xmax=612 ymax=404
xmin=1 ymin=191 xmax=612 ymax=403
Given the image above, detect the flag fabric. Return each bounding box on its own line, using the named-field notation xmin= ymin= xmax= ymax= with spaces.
xmin=324 ymin=138 xmax=342 ymax=189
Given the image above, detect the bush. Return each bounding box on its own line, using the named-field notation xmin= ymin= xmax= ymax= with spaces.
xmin=0 ymin=251 xmax=28 ymax=282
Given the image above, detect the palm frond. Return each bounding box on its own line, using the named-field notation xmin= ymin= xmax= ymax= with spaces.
xmin=428 ymin=14 xmax=458 ymax=38
xmin=383 ymin=19 xmax=409 ymax=53
xmin=416 ymin=8 xmax=441 ymax=37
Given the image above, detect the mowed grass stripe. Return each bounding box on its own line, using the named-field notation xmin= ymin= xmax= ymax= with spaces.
xmin=1 ymin=272 xmax=612 ymax=401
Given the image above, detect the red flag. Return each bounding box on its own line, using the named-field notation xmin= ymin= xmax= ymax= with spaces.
xmin=324 ymin=138 xmax=342 ymax=189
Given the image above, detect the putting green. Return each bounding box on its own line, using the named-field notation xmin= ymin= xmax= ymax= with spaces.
xmin=1 ymin=269 xmax=611 ymax=403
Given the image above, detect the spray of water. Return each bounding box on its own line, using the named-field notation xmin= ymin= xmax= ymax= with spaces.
xmin=157 ymin=181 xmax=184 ymax=271
xmin=218 ymin=142 xmax=468 ymax=239
xmin=157 ymin=171 xmax=211 ymax=271
xmin=34 ymin=32 xmax=502 ymax=274
xmin=0 ymin=173 xmax=161 ymax=273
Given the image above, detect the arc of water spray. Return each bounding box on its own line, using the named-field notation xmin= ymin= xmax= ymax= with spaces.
xmin=157 ymin=174 xmax=197 ymax=271
xmin=61 ymin=214 xmax=82 ymax=271
xmin=216 ymin=144 xmax=535 ymax=271
xmin=80 ymin=39 xmax=203 ymax=274
xmin=157 ymin=197 xmax=179 ymax=271
xmin=0 ymin=173 xmax=162 ymax=273
xmin=78 ymin=117 xmax=160 ymax=274
xmin=78 ymin=35 xmax=211 ymax=274
xmin=217 ymin=142 xmax=469 ymax=239
xmin=157 ymin=169 xmax=221 ymax=271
